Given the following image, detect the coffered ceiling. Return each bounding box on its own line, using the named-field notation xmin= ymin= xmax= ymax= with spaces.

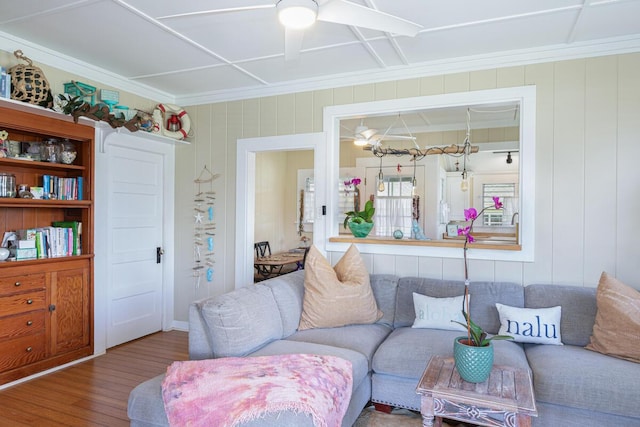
xmin=0 ymin=0 xmax=639 ymax=105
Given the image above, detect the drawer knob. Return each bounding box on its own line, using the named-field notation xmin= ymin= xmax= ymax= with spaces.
xmin=26 ymin=320 xmax=33 ymax=326
xmin=14 ymin=281 xmax=21 ymax=287
xmin=26 ymin=347 xmax=33 ymax=352
xmin=26 ymin=299 xmax=33 ymax=305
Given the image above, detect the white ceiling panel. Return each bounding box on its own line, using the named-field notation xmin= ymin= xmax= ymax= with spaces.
xmin=0 ymin=0 xmax=638 ymax=104
xmin=135 ymin=65 xmax=265 ymax=95
xmin=1 ymin=1 xmax=224 ymax=77
xmin=572 ymin=1 xmax=640 ymax=42
xmin=240 ymin=43 xmax=385 ymax=84
xmin=398 ymin=10 xmax=579 ymax=62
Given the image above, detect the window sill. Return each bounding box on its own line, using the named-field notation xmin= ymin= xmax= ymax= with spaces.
xmin=328 ymin=235 xmax=522 ymax=251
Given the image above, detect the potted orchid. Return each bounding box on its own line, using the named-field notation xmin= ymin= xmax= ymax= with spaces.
xmin=451 ymin=196 xmax=513 ymax=382
xmin=342 ymin=178 xmax=375 ymax=238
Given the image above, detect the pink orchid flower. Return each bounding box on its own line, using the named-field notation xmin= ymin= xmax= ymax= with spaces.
xmin=458 ymin=226 xmax=475 ymax=242
xmin=464 ymin=208 xmax=478 ymax=222
xmin=493 ymin=196 xmax=503 ymax=209
xmin=351 ymin=178 xmax=361 ymax=186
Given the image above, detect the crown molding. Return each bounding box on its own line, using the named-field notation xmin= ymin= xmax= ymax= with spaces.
xmin=1 ymin=29 xmax=639 ymax=107
xmin=176 ymin=34 xmax=640 ymax=106
xmin=0 ymin=31 xmax=175 ymax=104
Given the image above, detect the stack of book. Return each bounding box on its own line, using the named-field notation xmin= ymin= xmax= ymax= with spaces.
xmin=12 ymin=221 xmax=82 ymax=260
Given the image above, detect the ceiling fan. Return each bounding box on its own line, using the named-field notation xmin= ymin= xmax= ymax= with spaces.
xmin=342 ymin=119 xmax=417 ymax=147
xmin=157 ymin=0 xmax=422 ymax=60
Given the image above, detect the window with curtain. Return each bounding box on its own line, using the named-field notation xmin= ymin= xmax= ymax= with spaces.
xmin=301 ymin=177 xmax=358 ymax=227
xmin=482 ymin=183 xmax=517 ymax=226
xmin=374 ymin=175 xmax=415 ymax=237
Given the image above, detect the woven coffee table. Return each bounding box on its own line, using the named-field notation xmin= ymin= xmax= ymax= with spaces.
xmin=416 ymin=355 xmax=537 ymax=427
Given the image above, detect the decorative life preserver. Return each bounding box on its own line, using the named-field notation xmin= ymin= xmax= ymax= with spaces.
xmin=153 ymin=103 xmax=191 ymax=140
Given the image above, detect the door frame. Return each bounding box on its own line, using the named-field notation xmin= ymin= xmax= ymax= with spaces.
xmin=93 ymin=127 xmax=178 ymax=354
xmin=235 ymin=132 xmax=326 ymax=288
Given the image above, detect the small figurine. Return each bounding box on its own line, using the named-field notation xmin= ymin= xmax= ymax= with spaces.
xmin=412 ymin=219 xmax=429 ymax=240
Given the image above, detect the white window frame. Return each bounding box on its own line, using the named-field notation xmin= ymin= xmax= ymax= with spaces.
xmin=321 ymin=86 xmax=536 ymax=262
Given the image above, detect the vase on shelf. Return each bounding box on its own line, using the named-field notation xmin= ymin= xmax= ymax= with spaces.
xmin=347 ymin=222 xmax=374 ymax=238
xmin=453 ymin=336 xmax=494 ymax=383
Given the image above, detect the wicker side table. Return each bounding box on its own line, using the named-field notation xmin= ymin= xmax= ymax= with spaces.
xmin=416 ymin=356 xmax=537 ymax=427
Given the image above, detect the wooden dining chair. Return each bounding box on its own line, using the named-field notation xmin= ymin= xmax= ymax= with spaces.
xmin=296 ymin=246 xmax=311 ymax=270
xmin=254 ymin=241 xmax=281 ymax=281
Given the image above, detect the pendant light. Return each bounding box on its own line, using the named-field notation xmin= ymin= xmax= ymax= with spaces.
xmin=412 ymin=155 xmax=417 ymax=196
xmin=460 ymin=108 xmax=471 ymax=192
xmin=377 ymin=156 xmax=385 ymax=192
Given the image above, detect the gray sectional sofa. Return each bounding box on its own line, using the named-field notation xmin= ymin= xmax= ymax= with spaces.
xmin=128 ymin=270 xmax=640 ymax=426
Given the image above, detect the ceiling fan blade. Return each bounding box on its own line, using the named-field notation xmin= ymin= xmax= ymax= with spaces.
xmin=284 ymin=27 xmax=305 ymax=61
xmin=379 ymin=135 xmax=417 ymax=141
xmin=318 ymin=0 xmax=421 ymax=37
xmin=156 ymin=4 xmax=274 ymax=20
xmin=360 ymin=128 xmax=378 ymax=140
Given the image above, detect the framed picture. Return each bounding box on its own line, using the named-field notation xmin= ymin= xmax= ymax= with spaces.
xmin=446 ymin=223 xmax=459 ymax=237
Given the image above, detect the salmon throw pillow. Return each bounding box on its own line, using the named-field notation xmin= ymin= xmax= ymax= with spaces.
xmin=298 ymin=245 xmax=382 ymax=330
xmin=586 ymin=272 xmax=640 ymax=363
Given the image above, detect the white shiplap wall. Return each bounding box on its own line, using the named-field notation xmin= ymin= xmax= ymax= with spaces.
xmin=175 ymin=53 xmax=640 ymax=322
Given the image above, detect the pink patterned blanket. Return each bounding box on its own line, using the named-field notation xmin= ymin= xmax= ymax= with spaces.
xmin=161 ymin=353 xmax=353 ymax=427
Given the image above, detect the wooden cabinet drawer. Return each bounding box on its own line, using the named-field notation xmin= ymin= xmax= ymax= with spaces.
xmin=0 ymin=311 xmax=46 ymax=340
xmin=0 ymin=291 xmax=46 ymax=317
xmin=0 ymin=333 xmax=47 ymax=372
xmin=0 ymin=273 xmax=46 ymax=295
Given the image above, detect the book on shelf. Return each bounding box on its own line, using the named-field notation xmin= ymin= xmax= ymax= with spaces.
xmin=41 ymin=175 xmax=83 ymax=200
xmin=0 ymin=67 xmax=10 ymax=99
xmin=52 ymin=221 xmax=82 ymax=256
xmin=10 ymin=222 xmax=82 ymax=259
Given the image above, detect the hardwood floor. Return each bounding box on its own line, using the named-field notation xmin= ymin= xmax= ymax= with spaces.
xmin=0 ymin=330 xmax=188 ymax=427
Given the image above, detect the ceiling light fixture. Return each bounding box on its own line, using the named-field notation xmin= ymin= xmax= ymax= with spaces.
xmin=277 ymin=0 xmax=318 ymax=29
xmin=353 ymin=137 xmax=369 ymax=147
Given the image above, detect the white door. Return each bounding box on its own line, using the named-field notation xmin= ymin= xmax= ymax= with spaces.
xmin=106 ymin=141 xmax=165 ymax=347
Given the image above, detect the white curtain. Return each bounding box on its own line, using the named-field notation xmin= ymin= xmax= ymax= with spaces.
xmin=374 ymin=197 xmax=412 ymax=237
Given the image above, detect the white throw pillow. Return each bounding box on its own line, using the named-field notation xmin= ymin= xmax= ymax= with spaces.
xmin=496 ymin=303 xmax=563 ymax=345
xmin=411 ymin=293 xmax=467 ymax=332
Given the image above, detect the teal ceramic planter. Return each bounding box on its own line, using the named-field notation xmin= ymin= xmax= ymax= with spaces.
xmin=347 ymin=221 xmax=374 ymax=238
xmin=453 ymin=336 xmax=494 ymax=383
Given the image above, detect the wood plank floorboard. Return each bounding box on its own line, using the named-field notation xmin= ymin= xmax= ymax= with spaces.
xmin=0 ymin=330 xmax=188 ymax=426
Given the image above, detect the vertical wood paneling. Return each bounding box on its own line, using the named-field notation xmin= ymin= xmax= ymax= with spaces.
xmin=470 ymin=69 xmax=497 ymax=91
xmin=495 ymin=261 xmax=524 ymax=286
xmin=584 ymin=56 xmax=618 ymax=284
xmin=444 ymin=72 xmax=470 ymax=93
xmin=333 ymin=86 xmax=354 ymax=105
xmin=418 ymin=257 xmax=443 ymax=279
xmin=242 ymin=98 xmax=260 ymax=138
xmin=442 ymin=258 xmax=465 ymax=281
xmin=616 ymin=53 xmax=640 ymax=285
xmin=524 ymin=62 xmax=554 ymax=284
xmin=277 ymin=94 xmax=296 ymax=135
xmin=259 ymin=96 xmax=277 ymax=136
xmin=497 ymin=66 xmax=526 ymax=88
xmin=395 ymin=255 xmax=419 ymax=277
xmin=295 ymin=92 xmax=313 ymax=133
xmin=553 ymin=60 xmax=586 ymax=284
xmin=420 ymin=75 xmax=444 ymax=96
xmin=397 ymin=78 xmax=421 ymax=98
xmin=312 ymin=89 xmax=333 ymax=132
xmin=188 ymin=105 xmax=211 ymax=303
xmin=225 ymin=101 xmax=243 ymax=293
xmin=375 ymin=81 xmax=397 ymax=100
xmin=372 ymin=253 xmax=398 ymax=275
xmin=354 ymin=84 xmax=375 ymax=102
